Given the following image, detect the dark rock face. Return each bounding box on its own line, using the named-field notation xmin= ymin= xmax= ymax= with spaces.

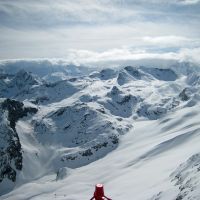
xmin=179 ymin=88 xmax=191 ymax=101
xmin=0 ymin=99 xmax=37 ymax=182
xmin=2 ymin=99 xmax=38 ymax=130
xmin=0 ymin=125 xmax=21 ymax=182
xmin=99 ymin=69 xmax=117 ymax=80
xmin=137 ymin=104 xmax=167 ymax=120
xmin=124 ymin=66 xmax=142 ymax=79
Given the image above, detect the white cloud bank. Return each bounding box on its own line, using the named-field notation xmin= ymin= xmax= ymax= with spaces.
xmin=1 ymin=47 xmax=199 ymax=70
xmin=64 ymin=47 xmax=200 ymax=67
xmin=178 ymin=0 xmax=200 ymax=5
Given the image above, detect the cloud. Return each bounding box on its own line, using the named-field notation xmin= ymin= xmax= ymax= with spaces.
xmin=0 ymin=0 xmax=140 ymax=28
xmin=0 ymin=0 xmax=199 ymax=28
xmin=0 ymin=0 xmax=199 ymax=60
xmin=64 ymin=47 xmax=200 ymax=67
xmin=142 ymin=36 xmax=200 ymax=48
xmin=177 ymin=0 xmax=200 ymax=5
xmin=0 ymin=47 xmax=199 ymax=74
xmin=178 ymin=47 xmax=200 ymax=63
xmin=0 ymin=21 xmax=199 ymax=59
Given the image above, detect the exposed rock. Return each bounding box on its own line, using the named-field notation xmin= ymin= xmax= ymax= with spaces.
xmin=0 ymin=99 xmax=37 ymax=183
xmin=56 ymin=167 xmax=68 ymax=181
xmin=179 ymin=88 xmax=191 ymax=101
xmin=170 ymin=154 xmax=200 ymax=200
xmin=137 ymin=104 xmax=167 ymax=120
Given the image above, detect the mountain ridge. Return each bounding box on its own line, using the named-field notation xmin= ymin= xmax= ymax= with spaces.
xmin=0 ymin=63 xmax=200 ymax=199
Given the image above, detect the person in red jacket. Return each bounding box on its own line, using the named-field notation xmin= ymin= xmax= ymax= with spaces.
xmin=90 ymin=184 xmax=112 ymax=200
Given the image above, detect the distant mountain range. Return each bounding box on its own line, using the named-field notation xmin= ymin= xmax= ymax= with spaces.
xmin=0 ymin=62 xmax=200 ymax=199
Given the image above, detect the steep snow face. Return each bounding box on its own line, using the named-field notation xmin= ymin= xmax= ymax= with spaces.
xmin=140 ymin=67 xmax=178 ymax=81
xmin=117 ymin=66 xmax=178 ymax=85
xmin=1 ymin=64 xmax=200 ymax=199
xmin=0 ymin=71 xmax=87 ymax=104
xmin=0 ymin=70 xmax=43 ymax=98
xmin=104 ymin=86 xmax=138 ymax=118
xmin=20 ymin=79 xmax=86 ymax=104
xmin=124 ymin=66 xmax=152 ymax=81
xmin=186 ymin=72 xmax=200 ymax=86
xmin=9 ymin=69 xmax=42 ymax=89
xmin=137 ymin=103 xmax=167 ymax=120
xmin=89 ymin=68 xmax=117 ymax=81
xmin=32 ymin=102 xmax=131 ymax=168
xmin=117 ymin=70 xmax=134 ymax=85
xmin=169 ymin=154 xmax=200 ymax=200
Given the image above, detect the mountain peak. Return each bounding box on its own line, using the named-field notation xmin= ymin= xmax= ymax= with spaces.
xmin=11 ymin=69 xmax=41 ymax=89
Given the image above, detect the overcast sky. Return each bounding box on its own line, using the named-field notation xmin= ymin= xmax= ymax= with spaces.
xmin=0 ymin=0 xmax=200 ymax=65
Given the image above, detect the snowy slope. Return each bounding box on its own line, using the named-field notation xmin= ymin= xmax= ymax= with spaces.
xmin=0 ymin=63 xmax=200 ymax=199
xmin=1 ymin=103 xmax=200 ymax=200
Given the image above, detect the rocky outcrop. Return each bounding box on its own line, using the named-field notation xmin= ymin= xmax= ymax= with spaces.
xmin=137 ymin=104 xmax=167 ymax=120
xmin=0 ymin=99 xmax=37 ymax=182
xmin=170 ymin=154 xmax=200 ymax=200
xmin=32 ymin=102 xmax=131 ymax=168
xmin=179 ymin=88 xmax=191 ymax=101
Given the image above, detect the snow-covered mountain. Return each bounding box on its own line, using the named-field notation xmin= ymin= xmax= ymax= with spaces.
xmin=0 ymin=60 xmax=95 ymax=82
xmin=0 ymin=62 xmax=200 ymax=199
